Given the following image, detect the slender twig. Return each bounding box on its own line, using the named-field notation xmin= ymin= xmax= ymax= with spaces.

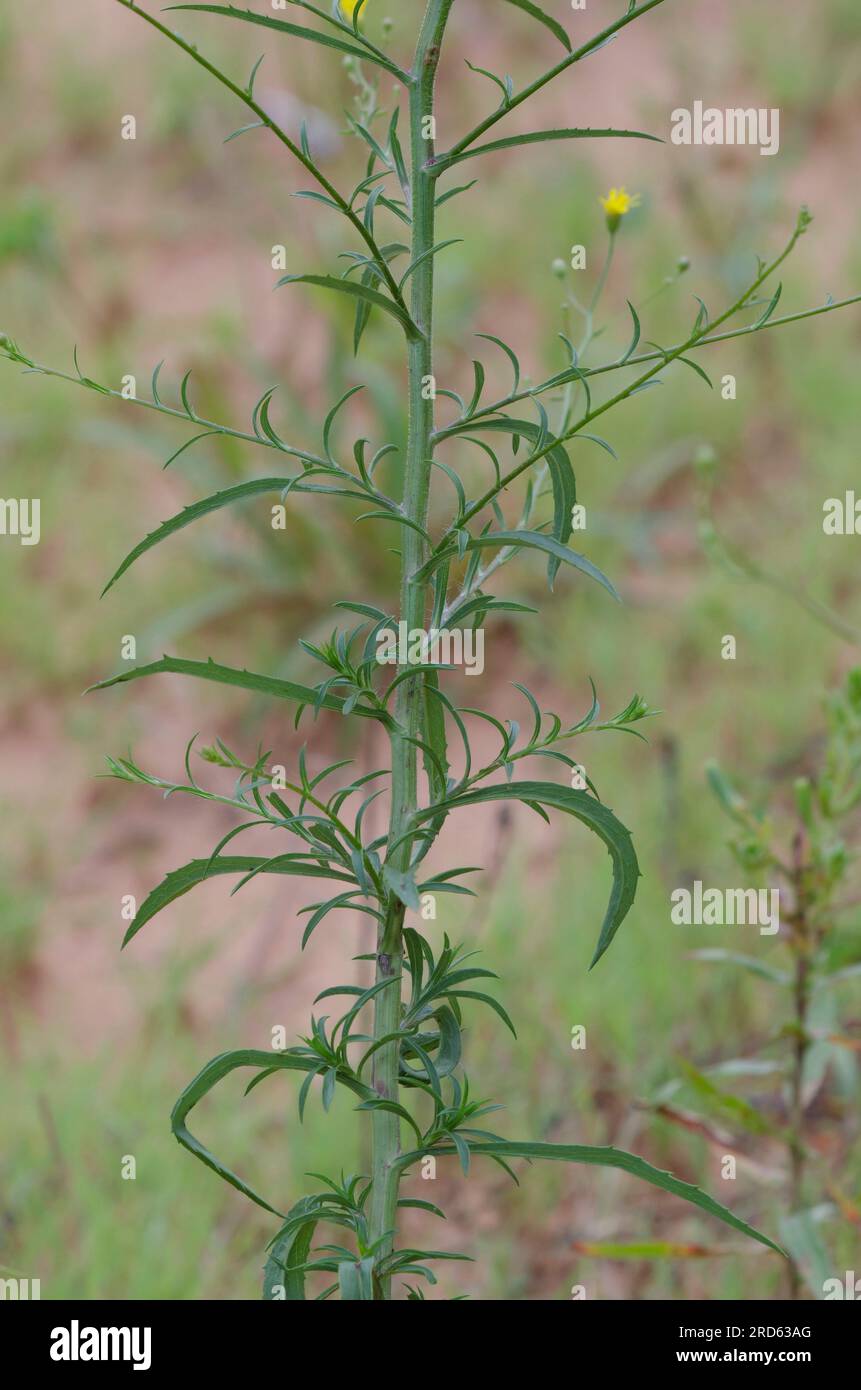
xmin=443 ymin=292 xmax=861 ymax=431
xmin=436 ymin=215 xmax=828 ymax=539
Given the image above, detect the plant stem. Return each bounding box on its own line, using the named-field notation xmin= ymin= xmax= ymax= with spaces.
xmin=367 ymin=0 xmax=453 ymax=1298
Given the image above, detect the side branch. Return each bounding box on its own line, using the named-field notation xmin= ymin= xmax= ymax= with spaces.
xmin=435 ymin=0 xmax=670 ymax=168
xmin=437 ymin=292 xmax=861 ymax=436
xmin=113 ymin=0 xmax=410 ymax=312
xmin=438 ymin=213 xmax=858 ymax=537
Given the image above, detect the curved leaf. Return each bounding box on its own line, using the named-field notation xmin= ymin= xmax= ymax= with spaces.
xmin=102 ymin=478 xmax=293 ymax=595
xmin=171 ymin=1049 xmax=372 ymax=1214
xmin=502 ymin=0 xmax=571 ymax=51
xmin=435 ymin=127 xmax=661 ymax=174
xmin=165 ymin=5 xmax=403 ymax=77
xmin=124 ymin=855 xmax=355 ymax=947
xmin=415 ymin=781 xmax=638 ymax=966
xmin=263 ymin=1197 xmax=321 ymax=1300
xmin=277 ymin=274 xmax=420 ymax=339
xmin=415 ymin=531 xmax=619 ymax=602
xmin=396 ymin=1139 xmax=784 ymax=1255
xmin=88 ymin=655 xmax=392 ymax=725
xmin=449 ymin=417 xmax=577 ymax=585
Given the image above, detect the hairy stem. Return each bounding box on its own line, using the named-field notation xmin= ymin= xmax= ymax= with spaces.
xmin=368 ymin=0 xmax=453 ymax=1298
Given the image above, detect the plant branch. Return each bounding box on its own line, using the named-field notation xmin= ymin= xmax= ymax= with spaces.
xmin=1 ymin=341 xmax=327 ymax=468
xmin=433 ymin=0 xmax=669 ymax=170
xmin=446 ymin=291 xmax=861 ymax=431
xmin=438 ymin=213 xmax=837 ymax=537
xmin=113 ymin=0 xmax=410 ymax=313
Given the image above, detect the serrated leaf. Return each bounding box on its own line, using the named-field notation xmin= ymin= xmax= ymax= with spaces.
xmin=171 ymin=1049 xmax=372 ymax=1215
xmin=415 ymin=530 xmax=618 ymax=603
xmin=435 ymin=127 xmax=661 ymax=173
xmin=88 ymin=655 xmax=392 ymax=724
xmin=278 ymin=273 xmax=420 ymax=339
xmin=102 ymin=478 xmax=294 ymax=594
xmin=124 ymin=855 xmax=354 ymax=947
xmin=396 ymin=1139 xmax=784 ymax=1255
xmin=164 ymin=5 xmax=402 ymax=76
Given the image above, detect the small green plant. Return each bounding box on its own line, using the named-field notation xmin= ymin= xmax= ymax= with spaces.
xmin=642 ymin=673 xmax=861 ymax=1299
xmin=4 ymin=0 xmax=860 ymax=1299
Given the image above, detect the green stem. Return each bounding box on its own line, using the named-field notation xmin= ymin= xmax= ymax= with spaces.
xmin=367 ymin=0 xmax=453 ymax=1299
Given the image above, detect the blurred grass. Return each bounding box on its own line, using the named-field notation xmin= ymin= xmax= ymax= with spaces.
xmin=1 ymin=0 xmax=860 ymax=1299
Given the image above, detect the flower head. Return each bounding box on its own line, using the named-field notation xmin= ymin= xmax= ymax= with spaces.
xmin=600 ymin=186 xmax=641 ymax=232
xmin=339 ymin=0 xmax=364 ymax=21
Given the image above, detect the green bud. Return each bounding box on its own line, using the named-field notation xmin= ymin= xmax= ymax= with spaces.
xmin=551 ymin=258 xmax=567 ymax=280
xmin=796 ymin=205 xmax=813 ymax=235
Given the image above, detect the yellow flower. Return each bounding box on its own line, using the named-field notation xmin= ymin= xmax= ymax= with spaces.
xmin=600 ymin=186 xmax=641 ymax=231
xmin=339 ymin=0 xmax=364 ymax=20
